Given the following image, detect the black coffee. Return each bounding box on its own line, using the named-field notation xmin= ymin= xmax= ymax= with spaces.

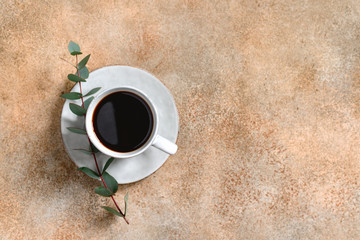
xmin=93 ymin=91 xmax=153 ymax=152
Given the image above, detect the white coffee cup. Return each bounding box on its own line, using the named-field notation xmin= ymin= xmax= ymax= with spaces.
xmin=85 ymin=86 xmax=178 ymax=158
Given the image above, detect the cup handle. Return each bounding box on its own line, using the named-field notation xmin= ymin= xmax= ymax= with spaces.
xmin=152 ymin=135 xmax=178 ymax=155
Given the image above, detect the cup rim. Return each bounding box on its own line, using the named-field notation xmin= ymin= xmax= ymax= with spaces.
xmin=85 ymin=86 xmax=159 ymax=158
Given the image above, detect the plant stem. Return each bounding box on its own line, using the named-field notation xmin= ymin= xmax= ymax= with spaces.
xmin=60 ymin=57 xmax=77 ymax=68
xmin=89 ymin=142 xmax=129 ymax=224
xmin=76 ymin=55 xmax=85 ymax=108
xmin=75 ymin=55 xmax=129 ymax=224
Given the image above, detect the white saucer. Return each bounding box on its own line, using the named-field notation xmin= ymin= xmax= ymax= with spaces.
xmin=60 ymin=66 xmax=179 ymax=184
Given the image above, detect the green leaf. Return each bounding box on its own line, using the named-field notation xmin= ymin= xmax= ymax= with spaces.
xmin=79 ymin=66 xmax=89 ymax=79
xmin=67 ymin=127 xmax=87 ymax=135
xmin=71 ymin=51 xmax=82 ymax=56
xmin=73 ymin=149 xmax=93 ymax=155
xmin=84 ymin=87 xmax=101 ymax=97
xmin=89 ymin=142 xmax=99 ymax=153
xmin=68 ymin=74 xmax=86 ymax=82
xmin=68 ymin=41 xmax=81 ymax=55
xmin=77 ymin=167 xmax=99 ymax=179
xmin=84 ymin=96 xmax=94 ymax=111
xmin=102 ymin=172 xmax=118 ymax=194
xmin=124 ymin=193 xmax=128 ymax=216
xmin=101 ymin=206 xmax=123 ymax=217
xmin=69 ymin=103 xmax=86 ymax=116
xmin=61 ymin=92 xmax=82 ymax=100
xmin=78 ymin=54 xmax=90 ymax=70
xmin=95 ymin=186 xmax=113 ymax=197
xmin=102 ymin=157 xmax=115 ymax=174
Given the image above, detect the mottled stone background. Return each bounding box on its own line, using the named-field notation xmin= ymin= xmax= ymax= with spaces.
xmin=1 ymin=0 xmax=360 ymax=239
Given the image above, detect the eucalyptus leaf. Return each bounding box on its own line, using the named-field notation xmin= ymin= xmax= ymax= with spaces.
xmin=102 ymin=172 xmax=118 ymax=194
xmin=79 ymin=66 xmax=89 ymax=79
xmin=61 ymin=92 xmax=82 ymax=100
xmin=84 ymin=87 xmax=101 ymax=97
xmin=68 ymin=74 xmax=86 ymax=83
xmin=95 ymin=186 xmax=113 ymax=197
xmin=101 ymin=206 xmax=123 ymax=217
xmin=84 ymin=96 xmax=94 ymax=111
xmin=102 ymin=157 xmax=115 ymax=174
xmin=73 ymin=149 xmax=93 ymax=155
xmin=78 ymin=167 xmax=99 ymax=179
xmin=69 ymin=103 xmax=86 ymax=116
xmin=78 ymin=54 xmax=91 ymax=70
xmin=67 ymin=127 xmax=87 ymax=135
xmin=68 ymin=41 xmax=81 ymax=55
xmin=124 ymin=193 xmax=129 ymax=216
xmin=71 ymin=51 xmax=82 ymax=56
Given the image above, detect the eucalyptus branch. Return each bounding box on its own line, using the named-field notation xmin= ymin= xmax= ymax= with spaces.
xmin=61 ymin=41 xmax=129 ymax=224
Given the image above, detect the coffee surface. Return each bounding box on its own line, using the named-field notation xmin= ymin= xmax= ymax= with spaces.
xmin=93 ymin=91 xmax=153 ymax=152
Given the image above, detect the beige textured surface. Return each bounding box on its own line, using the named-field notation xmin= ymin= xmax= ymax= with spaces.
xmin=1 ymin=0 xmax=360 ymax=239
